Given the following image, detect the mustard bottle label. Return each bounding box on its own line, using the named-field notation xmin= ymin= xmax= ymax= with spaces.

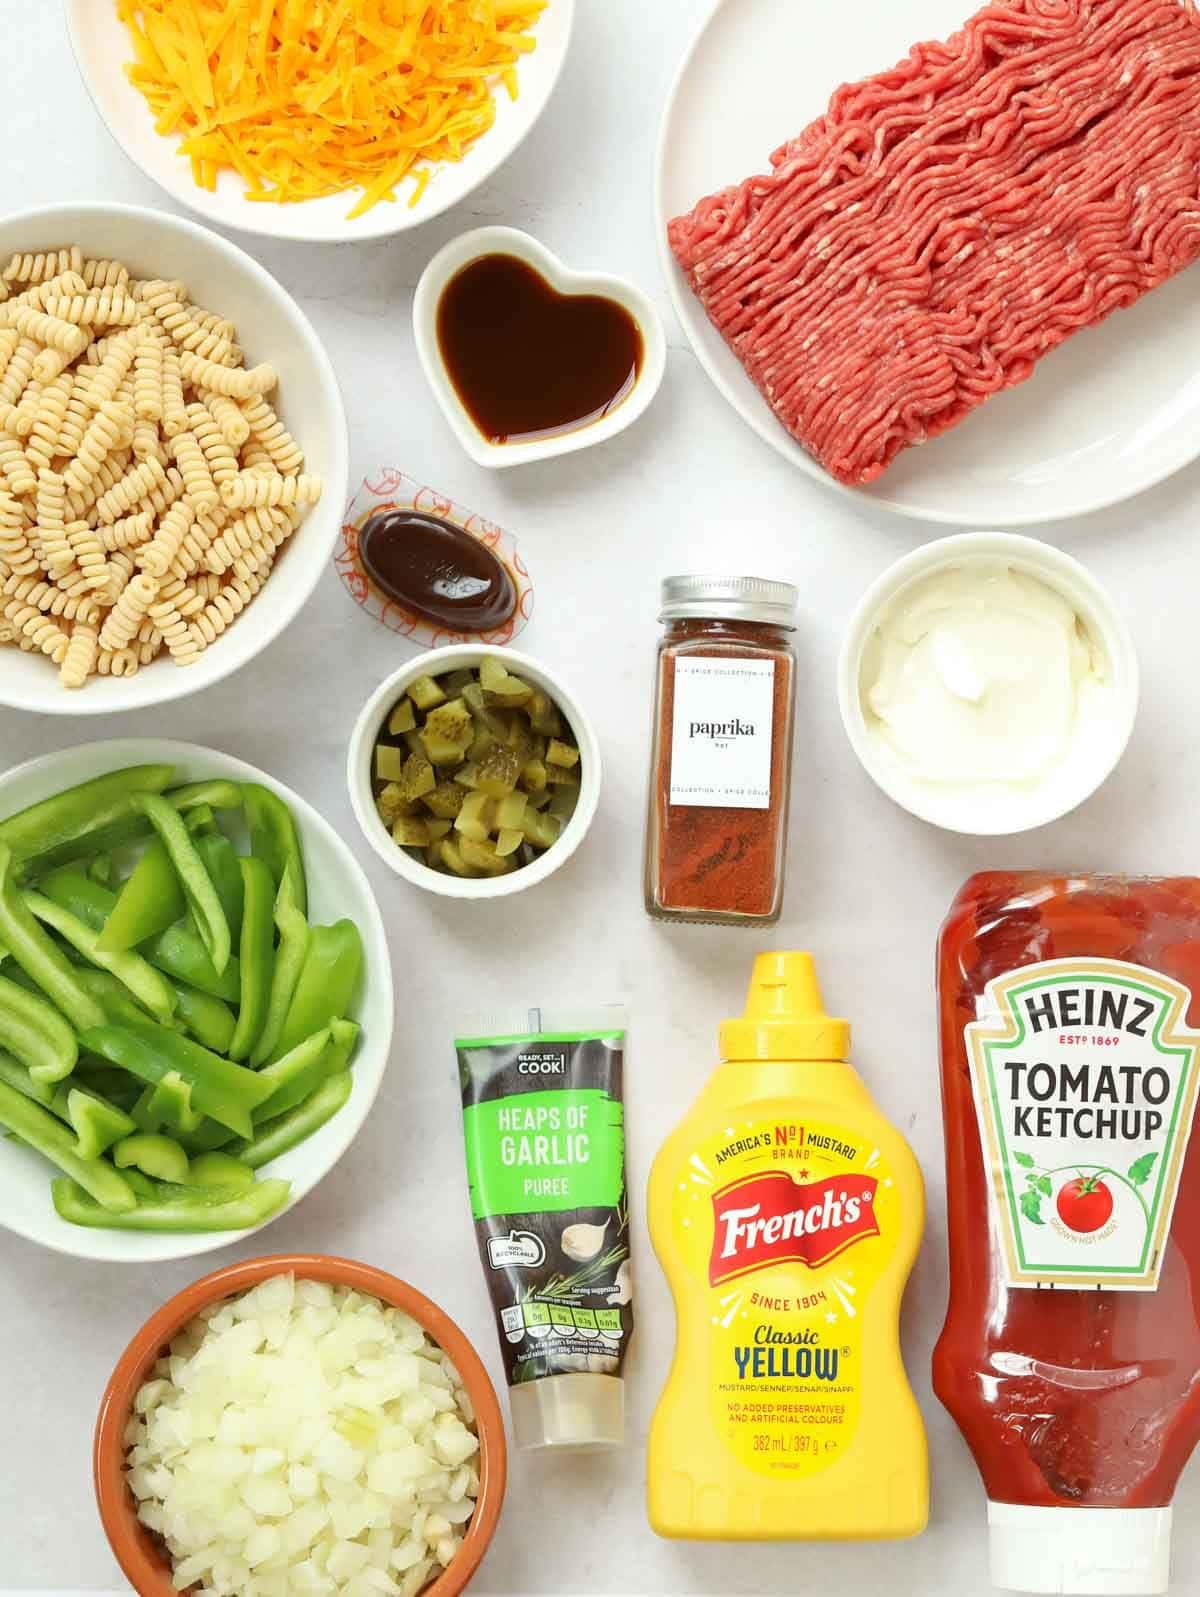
xmin=670 ymin=1114 xmax=900 ymax=1478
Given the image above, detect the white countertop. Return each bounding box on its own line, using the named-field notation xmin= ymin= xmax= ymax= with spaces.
xmin=4 ymin=2 xmax=1200 ymax=1593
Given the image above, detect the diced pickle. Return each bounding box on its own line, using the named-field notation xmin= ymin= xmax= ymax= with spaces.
xmin=523 ymin=810 xmax=562 ymax=850
xmin=422 ymin=737 xmax=467 ymax=766
xmin=528 ymin=689 xmax=563 ymax=737
xmin=459 ymin=837 xmax=512 ymax=875
xmin=549 ymin=783 xmax=581 ymax=820
xmin=546 ymin=739 xmax=580 ymax=769
xmin=401 ymin=754 xmax=436 ymax=801
xmin=455 ymin=791 xmax=496 ymax=843
xmin=408 ymin=675 xmax=447 ymax=711
xmin=424 ymin=699 xmax=472 ymax=747
xmin=477 ymin=745 xmax=522 ymax=798
xmin=520 ymin=758 xmax=548 ymax=794
xmin=468 ymin=728 xmax=496 ymax=762
xmin=506 ymin=718 xmax=534 ymax=762
xmin=375 ymin=663 xmax=583 ymax=877
xmin=479 ymin=656 xmax=533 ymax=706
xmin=495 ymin=792 xmax=528 ymax=830
xmin=422 ymin=781 xmax=466 ymax=819
xmin=376 ymin=782 xmax=409 ymax=825
xmin=375 ymin=745 xmax=405 ymax=783
xmin=438 ymin=839 xmax=479 ymax=877
xmin=545 ymin=762 xmax=580 ymax=788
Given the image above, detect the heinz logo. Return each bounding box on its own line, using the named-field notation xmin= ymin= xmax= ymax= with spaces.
xmin=709 ymin=1170 xmax=880 ymax=1285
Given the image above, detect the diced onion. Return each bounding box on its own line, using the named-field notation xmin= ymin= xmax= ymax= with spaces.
xmin=124 ymin=1275 xmax=480 ymax=1597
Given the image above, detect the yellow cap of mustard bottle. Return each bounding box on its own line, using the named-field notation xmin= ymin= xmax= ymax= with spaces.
xmin=719 ymin=951 xmax=851 ymax=1062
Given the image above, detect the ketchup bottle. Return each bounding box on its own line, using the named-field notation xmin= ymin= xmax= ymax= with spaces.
xmin=935 ymin=873 xmax=1200 ymax=1595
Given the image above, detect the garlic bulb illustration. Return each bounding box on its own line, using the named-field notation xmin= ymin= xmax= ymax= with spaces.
xmin=561 ymin=1220 xmax=607 ymax=1263
xmin=606 ymin=1259 xmax=632 ymax=1306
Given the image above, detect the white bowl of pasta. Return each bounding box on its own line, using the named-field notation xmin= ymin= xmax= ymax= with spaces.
xmin=0 ymin=203 xmax=347 ymax=715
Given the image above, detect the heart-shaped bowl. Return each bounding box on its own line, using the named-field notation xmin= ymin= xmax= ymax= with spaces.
xmin=94 ymin=1253 xmax=507 ymax=1597
xmin=412 ymin=226 xmax=666 ymax=468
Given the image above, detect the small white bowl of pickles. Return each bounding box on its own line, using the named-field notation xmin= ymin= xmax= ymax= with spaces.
xmin=348 ymin=646 xmax=600 ymax=900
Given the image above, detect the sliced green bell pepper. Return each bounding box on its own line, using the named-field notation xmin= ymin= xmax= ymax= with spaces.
xmin=229 ymin=857 xmax=274 ymax=1062
xmin=0 ymin=1079 xmax=135 ymax=1212
xmin=120 ymin=1168 xmax=160 ymax=1202
xmin=88 ymin=854 xmax=115 ymax=888
xmin=189 ymin=1151 xmax=254 ymax=1192
xmin=74 ymin=968 xmax=164 ymax=1030
xmin=183 ymin=805 xmax=216 ymax=836
xmin=250 ymin=867 xmax=309 ymax=1067
xmin=96 ymin=837 xmax=184 ymax=953
xmin=79 ymin=1021 xmax=276 ymax=1139
xmin=38 ymin=869 xmax=240 ymax=1001
xmin=0 ymin=765 xmax=173 ymax=880
xmin=131 ymin=1071 xmax=205 ymax=1136
xmin=52 ymin=1175 xmax=289 ymax=1231
xmin=166 ymin=1103 xmax=233 ymax=1151
xmin=24 ymin=890 xmax=176 ymax=1025
xmin=114 ymin=1132 xmax=190 ymax=1184
xmin=253 ymin=1026 xmax=332 ymax=1120
xmin=243 ymin=784 xmax=306 ymax=916
xmin=0 ymin=971 xmax=77 ymax=1083
xmin=229 ymin=1071 xmax=352 ymax=1170
xmin=168 ymin=780 xmax=243 ymax=815
xmin=0 ymin=1056 xmax=133 ymax=1156
xmin=271 ymin=921 xmax=362 ymax=1063
xmin=133 ymin=796 xmax=231 ymax=976
xmin=0 ymin=1048 xmax=56 ymax=1106
xmin=326 ymin=1017 xmax=360 ymax=1072
xmin=0 ymin=843 xmax=104 ymax=1034
xmin=168 ymin=980 xmax=235 ymax=1054
xmin=195 ymin=832 xmax=244 ymax=947
xmin=64 ymin=1087 xmax=136 ymax=1159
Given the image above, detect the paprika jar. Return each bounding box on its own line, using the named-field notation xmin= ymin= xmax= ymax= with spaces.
xmin=644 ymin=574 xmax=798 ymax=926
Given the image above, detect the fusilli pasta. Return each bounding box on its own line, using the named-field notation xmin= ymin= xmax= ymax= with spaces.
xmin=0 ymin=246 xmax=322 ymax=691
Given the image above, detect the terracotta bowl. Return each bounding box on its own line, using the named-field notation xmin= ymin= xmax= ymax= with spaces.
xmin=94 ymin=1254 xmax=508 ymax=1597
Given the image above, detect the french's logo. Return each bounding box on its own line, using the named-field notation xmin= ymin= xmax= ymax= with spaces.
xmin=709 ymin=1170 xmax=880 ymax=1285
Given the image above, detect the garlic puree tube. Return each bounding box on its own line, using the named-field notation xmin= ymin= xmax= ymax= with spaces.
xmin=456 ymin=1009 xmax=631 ymax=1451
xmin=860 ymin=563 xmax=1110 ymax=787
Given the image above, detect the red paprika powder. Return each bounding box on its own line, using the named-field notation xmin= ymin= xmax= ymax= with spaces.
xmin=644 ymin=575 xmax=798 ymax=926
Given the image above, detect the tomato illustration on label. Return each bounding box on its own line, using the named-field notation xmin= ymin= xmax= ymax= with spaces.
xmin=1056 ymin=1174 xmax=1114 ymax=1234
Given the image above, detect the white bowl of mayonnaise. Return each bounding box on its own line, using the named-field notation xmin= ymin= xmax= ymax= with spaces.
xmin=838 ymin=532 xmax=1139 ymax=835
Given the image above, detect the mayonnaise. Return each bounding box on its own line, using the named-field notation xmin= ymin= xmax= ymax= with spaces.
xmin=860 ymin=564 xmax=1109 ymax=786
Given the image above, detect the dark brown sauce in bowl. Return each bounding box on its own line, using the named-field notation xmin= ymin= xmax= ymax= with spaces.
xmin=359 ymin=509 xmax=517 ymax=633
xmin=436 ymin=253 xmax=643 ymax=446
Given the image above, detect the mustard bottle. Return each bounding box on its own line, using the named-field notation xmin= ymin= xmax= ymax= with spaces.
xmin=646 ymin=951 xmax=928 ymax=1540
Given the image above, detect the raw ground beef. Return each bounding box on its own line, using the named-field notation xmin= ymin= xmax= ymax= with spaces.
xmin=669 ymin=0 xmax=1200 ymax=485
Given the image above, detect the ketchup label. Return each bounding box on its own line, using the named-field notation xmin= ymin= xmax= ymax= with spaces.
xmin=967 ymin=957 xmax=1200 ymax=1291
xmin=668 ymin=1112 xmax=899 ymax=1478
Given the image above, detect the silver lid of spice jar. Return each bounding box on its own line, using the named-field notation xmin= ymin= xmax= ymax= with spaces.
xmin=660 ymin=574 xmax=799 ymax=627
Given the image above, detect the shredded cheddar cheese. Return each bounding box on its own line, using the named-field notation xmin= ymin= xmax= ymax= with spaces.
xmin=115 ymin=1 xmax=547 ymax=218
